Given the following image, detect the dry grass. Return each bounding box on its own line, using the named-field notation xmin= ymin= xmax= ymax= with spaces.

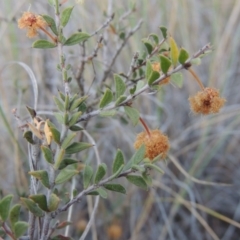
xmin=1 ymin=0 xmax=240 ymax=239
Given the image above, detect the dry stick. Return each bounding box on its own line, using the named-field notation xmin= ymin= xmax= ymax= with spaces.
xmin=75 ymin=35 xmax=103 ymax=95
xmin=41 ymin=1 xmax=69 ymax=239
xmin=77 ymin=43 xmax=211 ymax=123
xmin=100 ymin=19 xmax=143 ymax=83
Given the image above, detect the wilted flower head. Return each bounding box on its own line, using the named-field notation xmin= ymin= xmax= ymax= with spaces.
xmin=18 ymin=12 xmax=47 ymax=38
xmin=189 ymin=87 xmax=226 ymax=115
xmin=107 ymin=223 xmax=122 ymax=240
xmin=134 ymin=129 xmax=170 ymax=160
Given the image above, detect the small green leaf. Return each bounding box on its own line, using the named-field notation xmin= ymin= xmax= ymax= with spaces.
xmin=103 ymin=183 xmax=126 ymax=194
xmin=148 ymin=71 xmax=160 ymax=85
xmin=142 ymin=172 xmax=152 ymax=186
xmin=41 ymin=15 xmax=58 ymax=35
xmin=113 ymin=149 xmax=124 ymax=174
xmin=58 ymin=91 xmax=65 ymax=101
xmin=64 ymin=32 xmax=90 ymax=46
xmin=124 ymin=145 xmax=145 ymax=171
xmin=178 ymin=48 xmax=189 ymax=64
xmin=160 ymin=55 xmax=171 ymax=74
xmin=23 ymin=131 xmax=34 ymax=144
xmin=78 ymin=102 xmax=87 ymax=113
xmin=149 ymin=33 xmax=159 ymax=45
xmin=129 ymin=85 xmax=136 ymax=95
xmin=41 ymin=146 xmax=54 ymax=164
xmin=59 ymin=158 xmax=79 ymax=170
xmin=69 ymin=96 xmax=88 ymax=111
xmin=29 ymin=170 xmax=50 ymax=189
xmin=29 ymin=194 xmax=48 ymax=212
xmin=48 ymin=193 xmax=60 ymax=212
xmin=159 ymin=26 xmax=168 ymax=39
xmin=65 ymin=142 xmax=92 ymax=154
xmin=124 ymin=106 xmax=139 ymax=126
xmin=110 ymin=164 xmax=124 ymax=179
xmin=54 ymin=149 xmax=65 ymax=170
xmin=9 ymin=204 xmax=21 ymax=227
xmin=142 ymin=39 xmax=153 ymax=54
xmin=191 ymin=58 xmax=201 ymax=65
xmin=61 ymin=133 xmax=76 ymax=149
xmin=99 ymin=110 xmax=117 ymax=117
xmin=87 ymin=191 xmax=99 ymax=196
xmin=126 ymin=175 xmax=148 ymax=190
xmin=97 ymin=188 xmax=108 ymax=199
xmin=53 ymin=96 xmax=65 ymax=112
xmin=83 ymin=165 xmax=93 ymax=189
xmin=54 ymin=113 xmax=64 ymax=124
xmin=61 ymin=6 xmax=74 ymax=27
xmin=21 ymin=198 xmax=44 ymax=217
xmin=136 ymin=80 xmax=145 ymax=92
xmin=32 ymin=39 xmax=56 ymax=49
xmin=145 ymin=60 xmax=153 ymax=81
xmin=132 ymin=164 xmax=145 ymax=172
xmin=171 ymin=72 xmax=183 ymax=88
xmin=144 ymin=163 xmax=165 ymax=174
xmin=94 ymin=163 xmax=107 ymax=184
xmin=64 ymin=94 xmax=70 ymax=111
xmin=14 ymin=221 xmax=28 ymax=238
xmin=68 ymin=112 xmax=82 ymax=127
xmin=99 ymin=89 xmax=113 ymax=108
xmin=115 ymin=95 xmax=127 ymax=106
xmin=55 ymin=169 xmax=79 ymax=184
xmin=114 ymin=74 xmax=126 ymax=99
xmin=69 ymin=125 xmax=83 ymax=131
xmin=169 ymin=36 xmax=179 ymax=67
xmin=50 ymin=127 xmax=61 ymax=145
xmin=0 ymin=194 xmax=13 ymax=221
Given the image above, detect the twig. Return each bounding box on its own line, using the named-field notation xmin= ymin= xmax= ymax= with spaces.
xmin=100 ymin=19 xmax=143 ymax=83
xmin=90 ymin=13 xmax=115 ymax=37
xmin=46 ymin=221 xmax=59 ymax=239
xmin=75 ymin=35 xmax=103 ymax=95
xmin=77 ymin=43 xmax=211 ymax=122
xmin=2 ymin=222 xmax=16 ymax=240
xmin=51 ymin=167 xmax=137 ymax=219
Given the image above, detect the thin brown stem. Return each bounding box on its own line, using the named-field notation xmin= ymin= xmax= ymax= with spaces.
xmin=188 ymin=68 xmax=205 ymax=90
xmin=39 ymin=26 xmax=57 ymax=43
xmin=139 ymin=117 xmax=151 ymax=137
xmin=2 ymin=222 xmax=16 ymax=240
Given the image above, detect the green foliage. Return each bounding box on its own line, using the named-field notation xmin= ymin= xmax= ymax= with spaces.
xmin=104 ymin=183 xmax=126 ymax=194
xmin=65 ymin=142 xmax=92 ymax=154
xmin=29 ymin=194 xmax=49 ymax=212
xmin=83 ymin=165 xmax=93 ymax=189
xmin=21 ymin=198 xmax=44 ymax=217
xmin=55 ymin=169 xmax=79 ymax=185
xmin=0 ymin=194 xmax=13 ymax=221
xmin=94 ymin=163 xmax=107 ymax=184
xmin=171 ymin=72 xmax=183 ymax=88
xmin=124 ymin=106 xmax=139 ymax=126
xmin=41 ymin=145 xmax=54 ymax=164
xmin=61 ymin=6 xmax=74 ymax=27
xmin=160 ymin=55 xmax=171 ymax=74
xmin=126 ymin=175 xmax=148 ymax=190
xmin=14 ymin=221 xmax=28 ymax=238
xmin=114 ymin=74 xmax=126 ymax=99
xmin=64 ymin=33 xmax=90 ymax=46
xmin=112 ymin=149 xmax=125 ymax=174
xmin=29 ymin=170 xmax=50 ymax=189
xmin=32 ymin=40 xmax=57 ymax=49
xmin=41 ymin=15 xmax=58 ymax=35
xmin=9 ymin=204 xmax=21 ymax=227
xmin=99 ymin=89 xmax=113 ymax=108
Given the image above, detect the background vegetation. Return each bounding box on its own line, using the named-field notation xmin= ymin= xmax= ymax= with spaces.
xmin=0 ymin=0 xmax=240 ymax=239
